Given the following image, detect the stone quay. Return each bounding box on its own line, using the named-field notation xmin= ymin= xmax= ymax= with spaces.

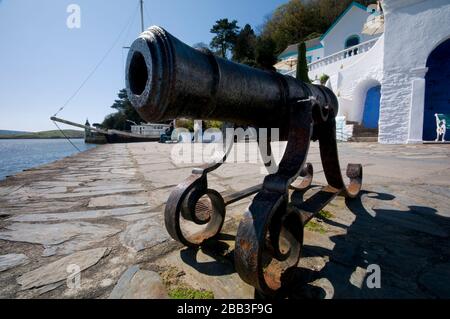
xmin=0 ymin=142 xmax=449 ymax=298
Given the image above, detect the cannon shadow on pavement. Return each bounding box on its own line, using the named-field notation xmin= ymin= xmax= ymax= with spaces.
xmin=275 ymin=190 xmax=450 ymax=299
xmin=176 ymin=189 xmax=450 ymax=299
xmin=179 ymin=233 xmax=236 ymax=277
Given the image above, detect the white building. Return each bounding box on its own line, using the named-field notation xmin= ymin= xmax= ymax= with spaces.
xmin=380 ymin=0 xmax=450 ymax=144
xmin=131 ymin=123 xmax=170 ymax=138
xmin=277 ymin=2 xmax=381 ymax=74
xmin=278 ymin=0 xmax=450 ymax=144
xmin=276 ymin=37 xmax=324 ymax=70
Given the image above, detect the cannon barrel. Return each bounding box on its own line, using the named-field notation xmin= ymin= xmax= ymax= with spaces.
xmin=126 ymin=26 xmax=338 ymax=128
xmin=124 ymin=27 xmax=363 ymax=296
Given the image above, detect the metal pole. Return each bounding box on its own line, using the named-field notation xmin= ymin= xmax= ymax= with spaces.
xmin=50 ymin=116 xmax=109 ymax=134
xmin=140 ymin=0 xmax=145 ymax=33
xmin=126 ymin=119 xmax=138 ymax=126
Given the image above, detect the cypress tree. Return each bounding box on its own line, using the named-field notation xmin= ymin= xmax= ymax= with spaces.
xmin=296 ymin=42 xmax=311 ymax=83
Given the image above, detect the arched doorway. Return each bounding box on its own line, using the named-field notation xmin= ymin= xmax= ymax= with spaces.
xmin=345 ymin=35 xmax=360 ymax=49
xmin=362 ymin=85 xmax=381 ymax=129
xmin=423 ymin=39 xmax=450 ymax=141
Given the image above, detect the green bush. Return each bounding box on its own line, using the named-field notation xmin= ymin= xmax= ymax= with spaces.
xmin=175 ymin=119 xmax=194 ymax=131
xmin=318 ymin=209 xmax=334 ymax=219
xmin=305 ymin=219 xmax=326 ymax=234
xmin=168 ymin=288 xmax=214 ymax=299
xmin=204 ymin=120 xmax=223 ymax=129
xmin=320 ymin=74 xmax=330 ymax=85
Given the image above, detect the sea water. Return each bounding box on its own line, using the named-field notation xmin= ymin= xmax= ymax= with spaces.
xmin=0 ymin=139 xmax=97 ymax=180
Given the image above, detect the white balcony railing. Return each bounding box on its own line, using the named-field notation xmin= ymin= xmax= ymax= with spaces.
xmin=282 ymin=69 xmax=296 ymax=77
xmin=308 ymin=38 xmax=379 ymax=71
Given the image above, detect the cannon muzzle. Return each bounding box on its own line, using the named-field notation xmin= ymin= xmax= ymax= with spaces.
xmin=125 ymin=26 xmax=337 ymax=128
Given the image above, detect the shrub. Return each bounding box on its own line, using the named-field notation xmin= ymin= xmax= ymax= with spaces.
xmin=175 ymin=119 xmax=194 ymax=131
xmin=320 ymin=74 xmax=330 ymax=85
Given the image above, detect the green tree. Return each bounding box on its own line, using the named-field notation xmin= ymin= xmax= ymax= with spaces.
xmin=262 ymin=0 xmax=321 ymax=53
xmin=232 ymin=24 xmax=257 ymax=63
xmin=320 ymin=74 xmax=330 ymax=85
xmin=261 ymin=0 xmax=376 ymax=54
xmin=255 ymin=36 xmax=277 ymax=71
xmin=210 ymin=19 xmax=239 ymax=58
xmin=296 ymin=42 xmax=310 ymax=83
xmin=315 ymin=0 xmax=375 ymax=29
xmin=102 ymin=89 xmax=143 ymax=131
xmin=304 ymin=31 xmax=322 ymax=41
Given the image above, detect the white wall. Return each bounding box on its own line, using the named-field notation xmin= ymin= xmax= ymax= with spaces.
xmin=308 ymin=35 xmax=384 ymax=123
xmin=307 ymin=47 xmax=324 ymax=63
xmin=322 ymin=5 xmax=380 ymax=57
xmin=338 ymin=36 xmax=384 ymax=123
xmin=379 ymin=0 xmax=450 ymax=144
xmin=309 ymin=0 xmax=450 ymax=144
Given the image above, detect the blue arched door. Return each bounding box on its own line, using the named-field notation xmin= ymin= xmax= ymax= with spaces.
xmin=362 ymin=85 xmax=381 ymax=129
xmin=423 ymin=39 xmax=450 ymax=141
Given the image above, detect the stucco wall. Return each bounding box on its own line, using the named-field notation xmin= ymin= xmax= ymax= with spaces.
xmin=308 ymin=35 xmax=384 ymax=123
xmin=322 ymin=5 xmax=380 ymax=56
xmin=379 ymin=0 xmax=450 ymax=144
xmin=338 ymin=36 xmax=384 ymax=122
xmin=279 ymin=47 xmax=324 ymax=64
xmin=307 ymin=47 xmax=324 ymax=63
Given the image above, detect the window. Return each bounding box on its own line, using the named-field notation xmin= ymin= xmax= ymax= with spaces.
xmin=307 ymin=56 xmax=312 ymax=63
xmin=345 ymin=35 xmax=360 ymax=49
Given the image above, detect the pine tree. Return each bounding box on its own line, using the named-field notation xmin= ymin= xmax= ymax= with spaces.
xmin=232 ymin=24 xmax=256 ymax=63
xmin=255 ymin=37 xmax=277 ymax=71
xmin=102 ymin=89 xmax=143 ymax=131
xmin=210 ymin=19 xmax=239 ymax=59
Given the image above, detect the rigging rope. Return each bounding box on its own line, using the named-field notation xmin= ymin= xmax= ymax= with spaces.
xmin=53 ymin=2 xmax=139 ymax=117
xmin=52 ymin=2 xmax=140 ymax=151
xmin=52 ymin=120 xmax=82 ymax=152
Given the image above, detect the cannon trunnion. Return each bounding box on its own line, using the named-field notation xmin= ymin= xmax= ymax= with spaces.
xmin=126 ymin=26 xmax=363 ymax=296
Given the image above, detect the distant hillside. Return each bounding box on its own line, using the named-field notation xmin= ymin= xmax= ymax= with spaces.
xmin=0 ymin=130 xmax=84 ymax=139
xmin=0 ymin=130 xmax=30 ymax=135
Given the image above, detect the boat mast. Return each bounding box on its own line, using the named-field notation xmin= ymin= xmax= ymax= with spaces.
xmin=140 ymin=0 xmax=145 ymax=33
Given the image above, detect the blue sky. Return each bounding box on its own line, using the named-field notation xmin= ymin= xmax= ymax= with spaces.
xmin=0 ymin=0 xmax=288 ymax=132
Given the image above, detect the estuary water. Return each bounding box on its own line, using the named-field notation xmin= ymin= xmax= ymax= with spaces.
xmin=0 ymin=139 xmax=97 ymax=180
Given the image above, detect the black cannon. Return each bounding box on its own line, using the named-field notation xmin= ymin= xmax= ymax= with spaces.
xmin=126 ymin=26 xmax=362 ymax=296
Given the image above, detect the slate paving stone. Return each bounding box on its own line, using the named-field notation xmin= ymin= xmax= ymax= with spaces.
xmin=2 ymin=201 xmax=82 ymax=214
xmin=108 ymin=265 xmax=140 ymax=299
xmin=7 ymin=206 xmax=150 ymax=222
xmin=0 ymin=186 xmax=24 ymax=197
xmin=17 ymin=247 xmax=109 ymax=290
xmin=43 ymin=188 xmax=145 ymax=199
xmin=0 ymin=222 xmax=120 ymax=256
xmin=109 ymin=266 xmax=168 ymax=299
xmin=88 ymin=194 xmax=149 ymax=208
xmin=0 ymin=253 xmax=29 ymax=272
xmin=120 ymin=219 xmax=170 ymax=252
xmin=0 ymin=141 xmax=449 ymax=299
xmin=121 ymin=270 xmax=168 ymax=299
xmin=113 ymin=212 xmax=160 ymax=222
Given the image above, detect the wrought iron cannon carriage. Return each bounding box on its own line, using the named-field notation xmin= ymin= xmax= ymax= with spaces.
xmin=125 ymin=26 xmax=363 ymax=296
